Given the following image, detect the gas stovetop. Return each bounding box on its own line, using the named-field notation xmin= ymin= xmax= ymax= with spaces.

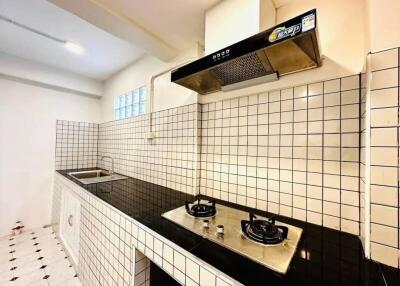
xmin=162 ymin=200 xmax=302 ymax=274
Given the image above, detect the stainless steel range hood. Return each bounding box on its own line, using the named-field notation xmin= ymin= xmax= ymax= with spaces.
xmin=171 ymin=9 xmax=321 ymax=95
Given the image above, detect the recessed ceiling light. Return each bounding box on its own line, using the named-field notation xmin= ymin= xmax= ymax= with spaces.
xmin=64 ymin=41 xmax=85 ymax=55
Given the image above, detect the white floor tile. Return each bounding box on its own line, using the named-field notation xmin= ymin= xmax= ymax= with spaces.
xmin=0 ymin=255 xmax=12 ymax=266
xmin=31 ymin=228 xmax=54 ymax=238
xmin=0 ymin=235 xmax=11 ymax=242
xmin=10 ymin=269 xmax=46 ymax=286
xmin=12 ymin=260 xmax=43 ymax=278
xmin=39 ymin=253 xmax=66 ymax=267
xmin=39 ymin=252 xmax=65 ymax=266
xmin=5 ymin=233 xmax=33 ymax=245
xmin=0 ymin=261 xmax=14 ymax=275
xmin=36 ymin=234 xmax=57 ymax=245
xmin=11 ymin=239 xmax=35 ymax=250
xmin=45 ymin=265 xmax=76 ymax=286
xmin=11 ymin=247 xmax=38 ymax=260
xmin=12 ymin=252 xmax=39 ymax=268
xmin=0 ymin=227 xmax=80 ymax=286
xmin=25 ymin=279 xmax=49 ymax=286
xmin=0 ymin=247 xmax=12 ymax=257
xmin=45 ymin=259 xmax=71 ymax=275
xmin=0 ymin=268 xmax=14 ymax=285
xmin=37 ymin=240 xmax=62 ymax=252
xmin=56 ymin=277 xmax=81 ymax=286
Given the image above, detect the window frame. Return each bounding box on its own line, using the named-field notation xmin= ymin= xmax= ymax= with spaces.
xmin=113 ymin=86 xmax=146 ymax=120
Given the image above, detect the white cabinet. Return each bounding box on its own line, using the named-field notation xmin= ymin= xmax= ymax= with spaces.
xmin=60 ymin=187 xmax=81 ymax=265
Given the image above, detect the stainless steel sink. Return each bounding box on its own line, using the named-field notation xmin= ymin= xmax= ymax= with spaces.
xmin=68 ymin=170 xmax=127 ymax=184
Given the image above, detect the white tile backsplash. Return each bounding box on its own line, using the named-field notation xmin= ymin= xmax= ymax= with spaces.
xmin=55 ymin=120 xmax=98 ymax=170
xmin=97 ymin=104 xmax=200 ymax=195
xmin=368 ymin=47 xmax=400 ymax=268
xmin=200 ymin=75 xmax=361 ymax=235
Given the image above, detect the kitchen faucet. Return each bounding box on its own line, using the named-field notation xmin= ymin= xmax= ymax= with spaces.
xmin=101 ymin=155 xmax=114 ymax=174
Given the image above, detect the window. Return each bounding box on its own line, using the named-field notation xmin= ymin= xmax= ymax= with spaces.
xmin=113 ymin=86 xmax=146 ymax=120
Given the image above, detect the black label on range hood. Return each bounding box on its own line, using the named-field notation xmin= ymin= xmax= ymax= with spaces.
xmin=171 ymin=9 xmax=317 ymax=82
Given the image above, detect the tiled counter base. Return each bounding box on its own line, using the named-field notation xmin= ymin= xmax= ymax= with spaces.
xmin=52 ymin=173 xmax=240 ymax=286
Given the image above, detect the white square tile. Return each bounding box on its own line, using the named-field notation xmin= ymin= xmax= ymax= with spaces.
xmin=371 ymin=68 xmax=398 ymax=90
xmin=371 ymin=204 xmax=398 ymax=227
xmin=370 ymin=88 xmax=398 ymax=108
xmin=370 ymin=242 xmax=399 ymax=268
xmin=371 ymin=223 xmax=398 ymax=247
xmin=323 ymin=215 xmax=340 ymax=230
xmin=371 ymin=49 xmax=398 ymax=71
xmin=371 ymin=147 xmax=397 ymax=166
xmin=163 ymin=245 xmax=173 ymax=264
xmin=308 ymin=82 xmax=323 ymax=95
xmin=371 ymin=166 xmax=397 ymax=186
xmin=324 ymin=79 xmax=340 ymax=93
xmin=173 ymin=251 xmax=185 ymax=273
xmin=173 ymin=269 xmax=185 ymax=285
xmin=199 ymin=267 xmax=215 ymax=286
xmin=371 ymin=127 xmax=397 ymax=146
xmin=370 ymin=185 xmax=398 ymax=207
xmin=341 ymin=219 xmax=359 ymax=235
xmin=341 ymin=75 xmax=359 ymax=91
xmin=186 ymin=259 xmax=199 ymax=283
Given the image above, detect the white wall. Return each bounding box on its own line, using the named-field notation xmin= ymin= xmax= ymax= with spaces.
xmin=205 ymin=0 xmax=275 ymax=55
xmin=0 ymin=78 xmax=99 ymax=237
xmin=368 ymin=0 xmax=400 ymax=52
xmin=100 ymin=45 xmax=201 ymax=122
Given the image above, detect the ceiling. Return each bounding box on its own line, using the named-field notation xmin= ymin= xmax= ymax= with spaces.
xmin=0 ymin=0 xmax=294 ymax=80
xmin=92 ymin=0 xmax=221 ymax=52
xmin=0 ymin=0 xmax=144 ymax=80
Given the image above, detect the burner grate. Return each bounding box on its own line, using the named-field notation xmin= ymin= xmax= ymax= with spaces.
xmin=185 ymin=199 xmax=216 ymax=218
xmin=241 ymin=214 xmax=288 ymax=244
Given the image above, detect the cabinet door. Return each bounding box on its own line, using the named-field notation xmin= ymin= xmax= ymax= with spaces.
xmin=70 ymin=193 xmax=81 ymax=260
xmin=60 ymin=188 xmax=81 ymax=265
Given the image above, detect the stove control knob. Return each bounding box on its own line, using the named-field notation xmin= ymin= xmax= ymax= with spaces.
xmin=216 ymin=225 xmax=224 ymax=235
xmin=203 ymin=220 xmax=209 ymax=228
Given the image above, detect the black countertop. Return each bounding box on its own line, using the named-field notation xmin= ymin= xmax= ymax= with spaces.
xmin=58 ymin=169 xmax=399 ymax=286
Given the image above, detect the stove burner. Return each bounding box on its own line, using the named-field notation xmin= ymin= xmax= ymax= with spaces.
xmin=241 ymin=214 xmax=288 ymax=245
xmin=185 ymin=199 xmax=216 ymax=218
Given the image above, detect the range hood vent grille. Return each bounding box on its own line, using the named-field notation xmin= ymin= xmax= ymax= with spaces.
xmin=171 ymin=9 xmax=321 ymax=95
xmin=213 ymin=51 xmax=272 ymax=85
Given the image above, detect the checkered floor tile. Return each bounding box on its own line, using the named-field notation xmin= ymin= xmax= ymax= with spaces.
xmin=0 ymin=226 xmax=80 ymax=286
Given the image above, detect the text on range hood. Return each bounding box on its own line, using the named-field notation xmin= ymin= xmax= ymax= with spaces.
xmin=171 ymin=9 xmax=322 ymax=95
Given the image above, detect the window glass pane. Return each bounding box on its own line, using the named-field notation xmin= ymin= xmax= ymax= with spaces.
xmin=133 ymin=89 xmax=140 ymax=103
xmin=139 ymin=86 xmax=146 ymax=102
xmin=126 ymin=92 xmax=133 ymax=105
xmin=120 ymin=95 xmax=126 ymax=107
xmin=126 ymin=105 xmax=132 ymax=117
xmin=114 ymin=109 xmax=120 ymax=120
xmin=114 ymin=96 xmax=120 ymax=108
xmin=133 ymin=104 xmax=139 ymax=116
xmin=119 ymin=107 xmax=126 ymax=119
xmin=139 ymin=102 xmax=146 ymax=114
xmin=114 ymin=87 xmax=146 ymax=120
